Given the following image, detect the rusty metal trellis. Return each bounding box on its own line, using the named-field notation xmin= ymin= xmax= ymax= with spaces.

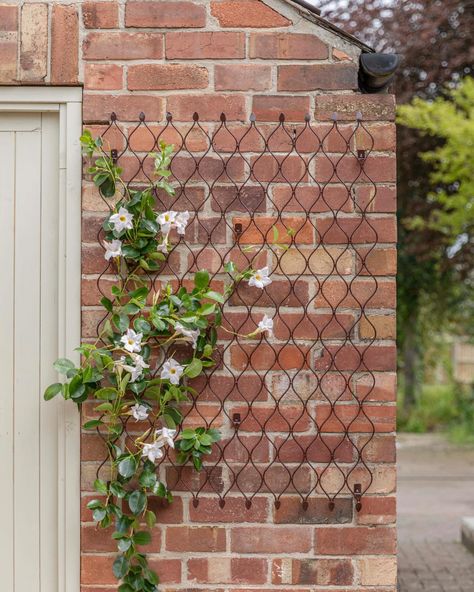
xmin=91 ymin=110 xmax=382 ymax=511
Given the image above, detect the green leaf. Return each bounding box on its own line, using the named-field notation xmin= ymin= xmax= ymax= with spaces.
xmin=83 ymin=419 xmax=103 ymax=430
xmin=110 ymin=481 xmax=127 ymax=498
xmin=94 ymin=478 xmax=108 ymax=494
xmin=133 ymin=531 xmax=152 ymax=546
xmin=185 ymin=358 xmax=203 ymax=378
xmin=118 ymin=584 xmax=134 ymax=592
xmin=204 ymin=290 xmax=225 ymax=304
xmin=113 ymin=556 xmax=130 ymax=579
xmin=118 ymin=456 xmax=137 ymax=479
xmin=194 ymin=270 xmax=210 ymax=290
xmin=100 ymin=296 xmax=114 ymax=312
xmin=95 ymin=387 xmax=118 ymax=401
xmin=145 ymin=510 xmax=156 ymax=528
xmin=93 ymin=507 xmax=107 ymax=522
xmin=53 ymin=358 xmax=75 ymax=374
xmin=44 ymin=382 xmax=63 ymax=401
xmin=128 ymin=490 xmax=147 ymax=515
xmin=86 ymin=499 xmax=103 ymax=510
xmin=117 ymin=538 xmax=132 ymax=553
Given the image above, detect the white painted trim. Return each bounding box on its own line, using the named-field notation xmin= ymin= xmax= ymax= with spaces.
xmin=0 ymin=87 xmax=82 ymax=592
xmin=0 ymin=86 xmax=82 ymax=104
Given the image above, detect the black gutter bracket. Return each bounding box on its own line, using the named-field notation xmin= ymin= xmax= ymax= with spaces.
xmin=359 ymin=53 xmax=401 ymax=94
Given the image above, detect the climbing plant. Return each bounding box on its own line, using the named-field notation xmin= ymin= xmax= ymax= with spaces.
xmin=43 ymin=131 xmax=273 ymax=591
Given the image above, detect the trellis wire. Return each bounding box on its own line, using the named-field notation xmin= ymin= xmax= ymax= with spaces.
xmin=91 ymin=111 xmax=381 ymax=511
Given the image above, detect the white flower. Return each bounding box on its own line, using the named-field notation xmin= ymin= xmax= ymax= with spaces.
xmin=175 ymin=322 xmax=200 ymax=349
xmin=131 ymin=403 xmax=149 ymax=422
xmin=104 ymin=239 xmax=122 ymax=261
xmin=123 ymin=354 xmax=150 ymax=382
xmin=175 ymin=211 xmax=190 ymax=235
xmin=156 ymin=427 xmax=177 ymax=449
xmin=248 ymin=266 xmax=272 ymax=289
xmin=156 ymin=211 xmax=177 ymax=235
xmin=258 ymin=314 xmax=274 ymax=337
xmin=160 ymin=358 xmax=184 ymax=385
xmin=157 ymin=238 xmax=169 ymax=254
xmin=120 ymin=328 xmax=143 ymax=353
xmin=142 ymin=441 xmax=164 ymax=463
xmin=109 ymin=207 xmax=134 ymax=233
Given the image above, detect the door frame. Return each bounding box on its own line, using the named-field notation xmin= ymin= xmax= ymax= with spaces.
xmin=0 ymin=86 xmax=82 ymax=591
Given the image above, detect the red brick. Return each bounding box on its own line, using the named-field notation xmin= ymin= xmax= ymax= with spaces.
xmin=82 ymin=525 xmax=161 ymax=552
xmin=125 ymin=1 xmax=206 ymax=28
xmin=317 ymin=215 xmax=397 ymax=244
xmin=212 ymin=0 xmax=291 ymax=27
xmin=359 ymin=314 xmax=397 ymax=340
xmin=229 ymin=404 xmax=310 ymax=432
xmin=272 ymin=312 xmax=355 ymax=340
xmin=83 ymin=94 xmax=165 ymax=123
xmin=81 ymin=555 xmax=115 ymax=585
xmin=357 ymin=496 xmax=396 ymax=525
xmin=231 ymin=343 xmax=310 ymax=371
xmin=232 ymin=526 xmax=311 ymax=553
xmin=315 ymin=526 xmax=396 ymax=555
xmin=83 ymin=2 xmax=118 ymax=28
xmin=51 ymin=4 xmax=78 ymax=84
xmin=147 ymin=497 xmax=184 ymax=523
xmin=253 ymin=95 xmax=310 ymax=121
xmin=274 ymin=497 xmax=353 ymax=525
xmin=233 ymin=216 xmax=314 ymax=244
xmin=354 ymin=373 xmax=397 ymax=403
xmin=276 ymin=434 xmax=355 ymax=463
xmin=358 ymin=434 xmax=397 ymax=463
xmin=127 ymin=125 xmax=208 ymax=153
xmin=315 ymin=345 xmax=397 ymax=372
xmin=83 ymin=32 xmax=163 ymax=60
xmin=314 ymin=278 xmax=396 ymax=309
xmin=317 ymin=403 xmax=396 ymax=433
xmin=189 ymin=496 xmax=268 ymax=522
xmin=0 ymin=4 xmax=18 ymax=31
xmin=359 ymin=247 xmax=397 ymax=276
xmin=128 ymin=64 xmax=208 ymax=90
xmin=233 ymin=464 xmax=312 ymax=494
xmin=272 ymin=185 xmax=354 ymax=214
xmin=250 ymin=32 xmax=328 ymax=59
xmin=167 ymin=94 xmax=247 ymax=121
xmin=165 ymin=526 xmax=226 ymax=552
xmin=0 ymin=41 xmax=17 ymax=82
xmin=315 ymin=154 xmax=396 ymax=183
xmin=355 ymin=184 xmax=397 ymax=213
xmin=250 ymin=154 xmax=308 ymax=182
xmin=278 ymin=64 xmax=358 ymax=91
xmin=230 ymin=278 xmax=310 ymax=308
xmin=215 ymin=64 xmax=271 ymax=91
xmin=188 ymin=557 xmax=267 ymax=584
xmin=315 ymin=94 xmax=396 ymax=121
xmin=356 ymin=123 xmax=397 ymax=152
xmin=147 ymin=558 xmax=182 ymax=584
xmin=272 ymin=558 xmax=354 ymax=585
xmin=84 ymin=63 xmax=122 ymax=90
xmin=166 ymin=31 xmax=245 ymax=59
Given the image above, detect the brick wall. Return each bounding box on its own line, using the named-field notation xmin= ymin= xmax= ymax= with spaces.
xmin=1 ymin=1 xmax=397 ymax=590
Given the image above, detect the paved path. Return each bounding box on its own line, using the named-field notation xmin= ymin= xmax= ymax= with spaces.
xmin=398 ymin=433 xmax=474 ymax=591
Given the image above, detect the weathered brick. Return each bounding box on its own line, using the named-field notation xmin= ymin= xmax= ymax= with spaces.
xmin=278 ymin=247 xmax=354 ymax=276
xmin=83 ymin=32 xmax=163 ymax=60
xmin=166 ymin=31 xmax=245 ymax=59
xmin=232 ymin=526 xmax=311 ymax=553
xmin=188 ymin=557 xmax=267 ymax=584
xmin=315 ymin=344 xmax=397 ymax=372
xmin=253 ymin=95 xmax=310 ymax=121
xmin=51 ymin=4 xmax=78 ymax=84
xmin=359 ymin=314 xmax=397 ymax=340
xmin=19 ymin=3 xmax=47 ymax=82
xmin=0 ymin=4 xmax=17 ymax=31
xmin=126 ymin=1 xmax=206 ymax=28
xmin=83 ymin=2 xmax=118 ymax=28
xmin=211 ymin=0 xmax=291 ymax=27
xmin=81 ymin=555 xmax=115 ymax=586
xmin=231 ymin=343 xmax=311 ymax=371
xmin=314 ymin=278 xmax=397 ymax=309
xmin=315 ymin=526 xmax=396 ymax=555
xmin=250 ymin=32 xmax=328 ymax=59
xmin=233 ymin=216 xmax=314 ymax=244
xmin=167 ymin=94 xmax=247 ymax=121
xmin=278 ymin=63 xmax=358 ymax=91
xmin=189 ymin=496 xmax=268 ymax=523
xmin=0 ymin=40 xmax=17 ymax=82
xmin=272 ymin=557 xmax=354 ymax=586
xmin=128 ymin=64 xmax=208 ymax=90
xmin=84 ymin=63 xmax=122 ymax=90
xmin=273 ymin=497 xmax=353 ymax=524
xmin=315 ymin=94 xmax=396 ymax=121
xmin=357 ymin=496 xmax=397 ymax=525
xmin=317 ymin=403 xmax=397 ymax=433
xmin=215 ymin=64 xmax=272 ymax=91
xmin=358 ymin=556 xmax=398 ymax=586
xmin=165 ymin=526 xmax=226 ymax=552
xmin=83 ymin=94 xmax=165 ymax=123
xmin=317 ymin=215 xmax=397 ymax=244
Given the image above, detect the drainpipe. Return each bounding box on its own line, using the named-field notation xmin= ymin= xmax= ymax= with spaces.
xmin=359 ymin=53 xmax=401 ymax=93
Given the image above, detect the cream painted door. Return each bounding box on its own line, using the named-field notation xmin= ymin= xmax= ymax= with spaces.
xmin=0 ymin=112 xmax=63 ymax=591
